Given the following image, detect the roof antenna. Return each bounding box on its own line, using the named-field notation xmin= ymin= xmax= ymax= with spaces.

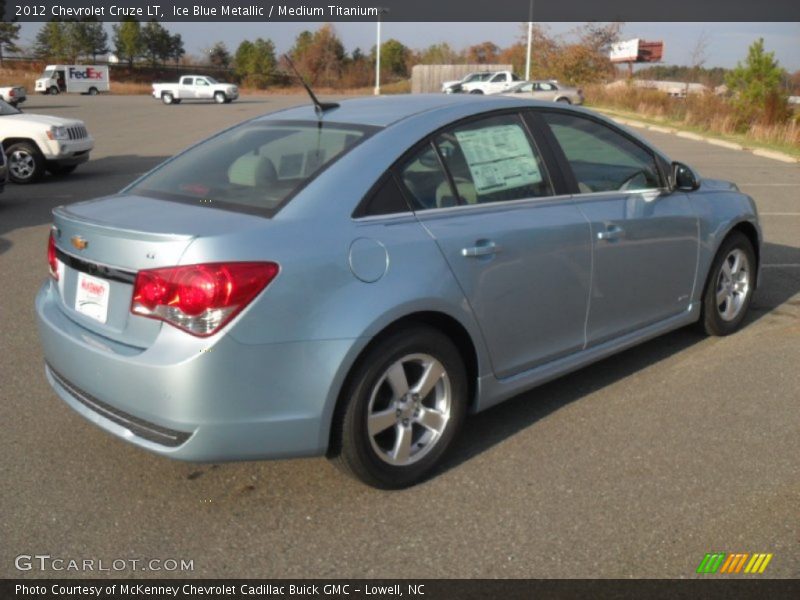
xmin=282 ymin=54 xmax=339 ymax=119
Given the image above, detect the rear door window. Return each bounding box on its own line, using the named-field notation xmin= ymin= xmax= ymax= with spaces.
xmin=433 ymin=113 xmax=552 ymax=205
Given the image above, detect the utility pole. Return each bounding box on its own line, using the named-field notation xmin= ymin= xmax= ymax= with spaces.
xmin=525 ymin=0 xmax=533 ymax=80
xmin=374 ymin=8 xmax=389 ymax=95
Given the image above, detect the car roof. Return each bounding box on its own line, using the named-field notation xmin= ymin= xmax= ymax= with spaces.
xmin=258 ymin=94 xmax=559 ymax=128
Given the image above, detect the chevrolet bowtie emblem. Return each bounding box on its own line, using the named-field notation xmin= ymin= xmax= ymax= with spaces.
xmin=71 ymin=235 xmax=88 ymax=250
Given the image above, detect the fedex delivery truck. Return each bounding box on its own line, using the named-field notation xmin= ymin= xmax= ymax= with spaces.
xmin=35 ymin=65 xmax=110 ymax=95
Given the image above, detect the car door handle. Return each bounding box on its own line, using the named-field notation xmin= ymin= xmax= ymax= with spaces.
xmin=462 ymin=242 xmax=501 ymax=258
xmin=597 ymin=225 xmax=625 ymax=242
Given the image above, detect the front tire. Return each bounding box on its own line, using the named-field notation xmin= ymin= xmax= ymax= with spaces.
xmin=699 ymin=231 xmax=756 ymax=336
xmin=49 ymin=86 xmax=59 ymax=95
xmin=214 ymin=92 xmax=226 ymax=104
xmin=469 ymin=89 xmax=483 ymax=95
xmin=6 ymin=142 xmax=45 ymax=184
xmin=331 ymin=326 xmax=467 ymax=489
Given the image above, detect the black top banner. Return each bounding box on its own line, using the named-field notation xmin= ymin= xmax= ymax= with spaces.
xmin=3 ymin=0 xmax=800 ymax=22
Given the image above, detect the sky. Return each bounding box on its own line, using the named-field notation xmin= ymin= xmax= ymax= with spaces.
xmin=15 ymin=21 xmax=800 ymax=71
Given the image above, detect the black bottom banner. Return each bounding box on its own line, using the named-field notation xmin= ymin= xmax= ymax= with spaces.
xmin=3 ymin=579 xmax=800 ymax=600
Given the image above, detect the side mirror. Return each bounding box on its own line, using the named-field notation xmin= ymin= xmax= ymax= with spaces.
xmin=672 ymin=161 xmax=700 ymax=192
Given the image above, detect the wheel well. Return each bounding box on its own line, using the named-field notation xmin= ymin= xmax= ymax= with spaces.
xmin=729 ymin=221 xmax=760 ymax=285
xmin=2 ymin=138 xmax=39 ymax=153
xmin=326 ymin=311 xmax=480 ymax=457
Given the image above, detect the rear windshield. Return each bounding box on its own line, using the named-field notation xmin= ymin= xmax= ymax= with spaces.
xmin=128 ymin=119 xmax=377 ymax=216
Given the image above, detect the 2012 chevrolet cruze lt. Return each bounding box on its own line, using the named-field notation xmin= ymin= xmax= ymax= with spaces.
xmin=36 ymin=95 xmax=761 ymax=488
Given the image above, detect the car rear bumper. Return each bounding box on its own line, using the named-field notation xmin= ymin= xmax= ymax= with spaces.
xmin=36 ymin=281 xmax=357 ymax=462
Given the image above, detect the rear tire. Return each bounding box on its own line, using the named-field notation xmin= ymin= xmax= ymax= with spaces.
xmin=699 ymin=231 xmax=756 ymax=336
xmin=556 ymin=97 xmax=571 ymax=104
xmin=214 ymin=92 xmax=226 ymax=104
xmin=162 ymin=92 xmax=174 ymax=105
xmin=6 ymin=141 xmax=45 ymax=184
xmin=88 ymin=87 xmax=98 ymax=96
xmin=331 ymin=326 xmax=467 ymax=489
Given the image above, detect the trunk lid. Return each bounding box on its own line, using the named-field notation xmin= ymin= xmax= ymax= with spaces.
xmin=52 ymin=194 xmax=267 ymax=347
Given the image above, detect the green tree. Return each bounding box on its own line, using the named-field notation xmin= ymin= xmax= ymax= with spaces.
xmin=290 ymin=30 xmax=314 ymax=60
xmin=0 ymin=22 xmax=21 ymax=65
xmin=76 ymin=21 xmax=108 ymax=62
xmin=34 ymin=21 xmax=70 ymax=61
xmin=416 ymin=42 xmax=462 ymax=65
xmin=168 ymin=33 xmax=185 ymax=65
xmin=112 ymin=18 xmax=143 ymax=67
xmin=233 ymin=38 xmax=277 ymax=88
xmin=377 ymin=39 xmax=410 ymax=77
xmin=208 ymin=42 xmax=231 ymax=69
xmin=141 ymin=20 xmax=171 ymax=67
xmin=725 ymin=38 xmax=789 ymax=124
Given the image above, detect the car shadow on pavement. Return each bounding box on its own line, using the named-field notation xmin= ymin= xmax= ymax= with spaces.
xmin=0 ymin=155 xmax=168 ymax=253
xmin=439 ymin=241 xmax=800 ymax=477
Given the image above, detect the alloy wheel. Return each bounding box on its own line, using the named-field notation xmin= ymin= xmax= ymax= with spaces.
xmin=366 ymin=353 xmax=451 ymax=467
xmin=9 ymin=150 xmax=35 ymax=180
xmin=716 ymin=248 xmax=751 ymax=322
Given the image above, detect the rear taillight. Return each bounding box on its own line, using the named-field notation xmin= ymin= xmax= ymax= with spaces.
xmin=47 ymin=230 xmax=59 ymax=280
xmin=8 ymin=90 xmax=15 ymax=98
xmin=131 ymin=262 xmax=279 ymax=337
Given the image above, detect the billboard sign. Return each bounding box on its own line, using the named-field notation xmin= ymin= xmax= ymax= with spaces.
xmin=610 ymin=39 xmax=664 ymax=63
xmin=610 ymin=39 xmax=639 ymax=62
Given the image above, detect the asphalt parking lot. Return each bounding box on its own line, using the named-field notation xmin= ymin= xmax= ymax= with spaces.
xmin=1 ymin=94 xmax=798 ymax=579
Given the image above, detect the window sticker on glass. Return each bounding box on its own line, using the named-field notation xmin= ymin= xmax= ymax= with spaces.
xmin=453 ymin=125 xmax=542 ymax=195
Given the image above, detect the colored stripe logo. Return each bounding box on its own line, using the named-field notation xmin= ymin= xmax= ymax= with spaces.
xmin=697 ymin=553 xmax=773 ymax=574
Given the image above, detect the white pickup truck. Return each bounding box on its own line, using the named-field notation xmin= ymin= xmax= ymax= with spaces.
xmin=0 ymin=86 xmax=26 ymax=107
xmin=460 ymin=70 xmax=522 ymax=94
xmin=152 ymin=75 xmax=239 ymax=105
xmin=0 ymin=99 xmax=93 ymax=184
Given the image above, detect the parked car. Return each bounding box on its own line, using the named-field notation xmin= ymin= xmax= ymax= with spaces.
xmin=460 ymin=70 xmax=522 ymax=94
xmin=152 ymin=76 xmax=239 ymax=105
xmin=34 ymin=65 xmax=110 ymax=95
xmin=0 ymin=99 xmax=93 ymax=183
xmin=441 ymin=71 xmax=492 ymax=94
xmin=501 ymin=80 xmax=584 ymax=104
xmin=0 ymin=86 xmax=27 ymax=107
xmin=36 ymin=96 xmax=761 ymax=488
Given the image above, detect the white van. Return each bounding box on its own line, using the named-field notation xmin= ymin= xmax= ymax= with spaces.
xmin=35 ymin=65 xmax=111 ymax=95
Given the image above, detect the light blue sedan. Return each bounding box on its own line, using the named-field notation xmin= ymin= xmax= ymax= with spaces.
xmin=36 ymin=95 xmax=761 ymax=488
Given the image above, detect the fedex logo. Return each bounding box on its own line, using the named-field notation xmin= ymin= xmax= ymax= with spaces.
xmin=68 ymin=67 xmax=105 ymax=80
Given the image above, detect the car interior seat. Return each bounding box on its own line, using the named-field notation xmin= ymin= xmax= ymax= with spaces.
xmin=228 ymin=152 xmax=278 ymax=188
